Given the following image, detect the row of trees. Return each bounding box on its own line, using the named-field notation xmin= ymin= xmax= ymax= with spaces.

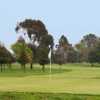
xmin=54 ymin=34 xmax=100 ymax=66
xmin=14 ymin=19 xmax=54 ymax=71
xmin=0 ymin=19 xmax=100 ymax=72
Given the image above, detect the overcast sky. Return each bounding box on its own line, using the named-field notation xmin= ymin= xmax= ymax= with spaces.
xmin=0 ymin=0 xmax=100 ymax=49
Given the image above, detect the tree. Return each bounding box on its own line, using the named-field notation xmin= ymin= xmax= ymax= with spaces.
xmin=59 ymin=35 xmax=69 ymax=47
xmin=11 ymin=37 xmax=33 ymax=71
xmin=75 ymin=33 xmax=99 ymax=62
xmin=75 ymin=43 xmax=89 ymax=62
xmin=37 ymin=46 xmax=49 ymax=71
xmin=88 ymin=50 xmax=97 ymax=66
xmin=88 ymin=41 xmax=100 ymax=66
xmin=15 ymin=19 xmax=48 ymax=42
xmin=82 ymin=33 xmax=98 ymax=48
xmin=27 ymin=43 xmax=36 ymax=69
xmin=67 ymin=49 xmax=79 ymax=63
xmin=54 ymin=46 xmax=64 ymax=65
xmin=0 ymin=42 xmax=14 ymax=72
xmin=55 ymin=35 xmax=76 ymax=64
xmin=15 ymin=19 xmax=54 ymax=71
xmin=40 ymin=34 xmax=54 ymax=47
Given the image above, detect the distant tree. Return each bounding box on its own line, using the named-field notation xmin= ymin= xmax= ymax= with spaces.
xmin=54 ymin=35 xmax=76 ymax=64
xmin=88 ymin=50 xmax=97 ymax=66
xmin=75 ymin=43 xmax=89 ymax=62
xmin=75 ymin=33 xmax=99 ymax=62
xmin=11 ymin=37 xmax=33 ymax=71
xmin=82 ymin=33 xmax=98 ymax=48
xmin=67 ymin=49 xmax=79 ymax=63
xmin=27 ymin=43 xmax=36 ymax=69
xmin=0 ymin=43 xmax=14 ymax=72
xmin=88 ymin=41 xmax=100 ymax=66
xmin=54 ymin=46 xmax=64 ymax=65
xmin=37 ymin=46 xmax=49 ymax=71
xmin=59 ymin=35 xmax=69 ymax=47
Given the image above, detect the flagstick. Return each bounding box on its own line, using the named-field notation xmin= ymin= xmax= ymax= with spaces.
xmin=49 ymin=46 xmax=52 ymax=80
xmin=50 ymin=52 xmax=52 ymax=74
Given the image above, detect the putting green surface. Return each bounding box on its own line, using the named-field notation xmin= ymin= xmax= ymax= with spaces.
xmin=0 ymin=64 xmax=100 ymax=95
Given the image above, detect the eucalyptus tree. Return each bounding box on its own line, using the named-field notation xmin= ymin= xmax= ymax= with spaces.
xmin=15 ymin=19 xmax=54 ymax=71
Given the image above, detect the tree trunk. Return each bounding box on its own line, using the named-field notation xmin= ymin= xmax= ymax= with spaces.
xmin=21 ymin=64 xmax=26 ymax=72
xmin=8 ymin=63 xmax=12 ymax=70
xmin=30 ymin=63 xmax=33 ymax=70
xmin=3 ymin=64 xmax=5 ymax=71
xmin=23 ymin=64 xmax=26 ymax=72
xmin=0 ymin=64 xmax=3 ymax=72
xmin=42 ymin=65 xmax=45 ymax=72
xmin=91 ymin=63 xmax=94 ymax=67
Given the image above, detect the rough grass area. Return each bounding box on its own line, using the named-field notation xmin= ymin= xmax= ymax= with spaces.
xmin=0 ymin=92 xmax=100 ymax=100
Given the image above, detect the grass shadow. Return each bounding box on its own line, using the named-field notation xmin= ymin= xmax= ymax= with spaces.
xmin=0 ymin=66 xmax=72 ymax=77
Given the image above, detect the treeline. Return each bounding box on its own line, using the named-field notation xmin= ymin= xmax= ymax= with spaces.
xmin=54 ymin=34 xmax=100 ymax=66
xmin=0 ymin=19 xmax=100 ymax=72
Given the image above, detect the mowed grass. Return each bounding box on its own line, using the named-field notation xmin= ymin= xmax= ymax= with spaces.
xmin=0 ymin=63 xmax=100 ymax=95
xmin=1 ymin=92 xmax=100 ymax=100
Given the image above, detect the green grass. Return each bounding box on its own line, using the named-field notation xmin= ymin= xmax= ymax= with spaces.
xmin=0 ymin=92 xmax=100 ymax=100
xmin=0 ymin=63 xmax=100 ymax=99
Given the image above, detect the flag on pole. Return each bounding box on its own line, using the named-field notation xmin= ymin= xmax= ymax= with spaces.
xmin=48 ymin=46 xmax=52 ymax=75
xmin=48 ymin=47 xmax=52 ymax=59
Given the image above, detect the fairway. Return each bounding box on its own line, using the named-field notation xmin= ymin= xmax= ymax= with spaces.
xmin=0 ymin=64 xmax=100 ymax=95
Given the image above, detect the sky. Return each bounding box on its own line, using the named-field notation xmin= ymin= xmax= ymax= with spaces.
xmin=0 ymin=0 xmax=100 ymax=49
